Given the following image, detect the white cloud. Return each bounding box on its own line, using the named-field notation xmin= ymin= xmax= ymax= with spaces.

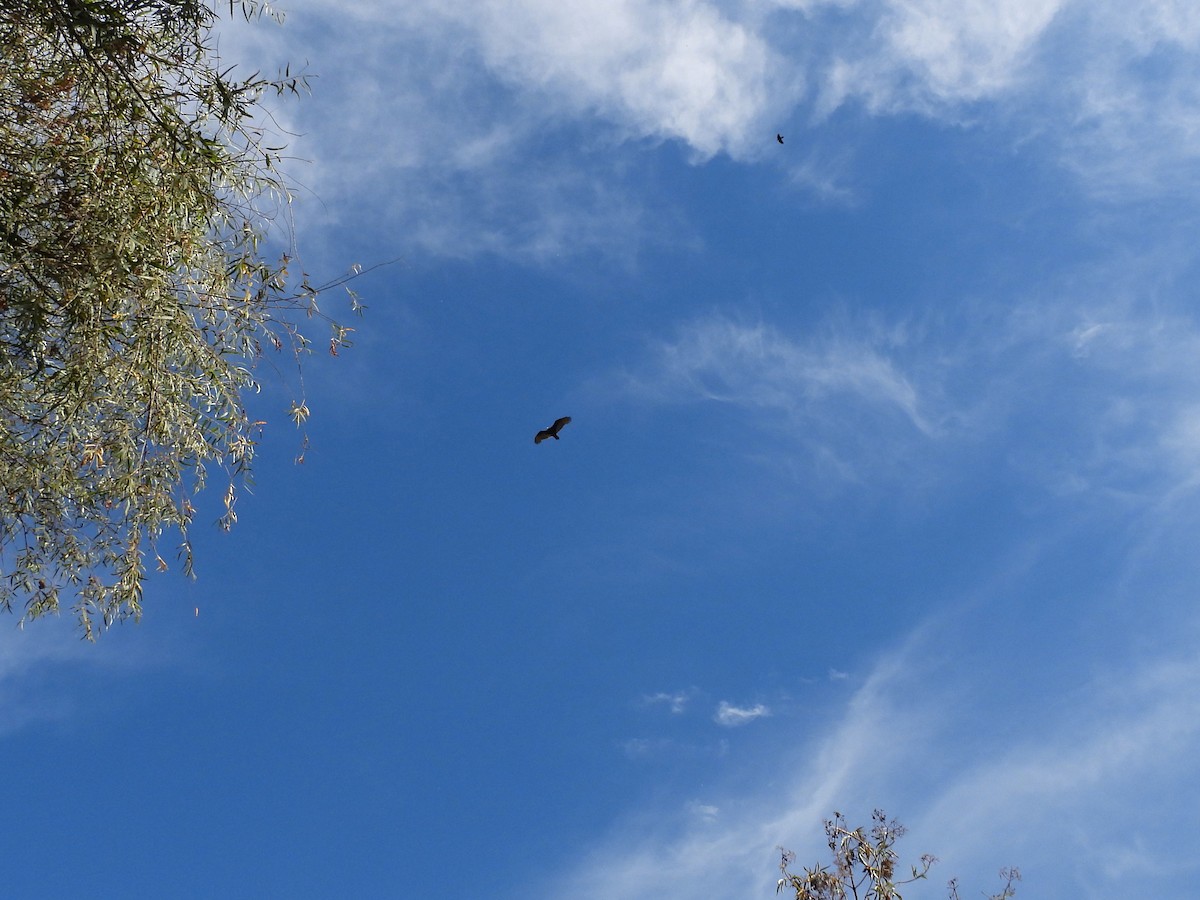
xmin=215 ymin=3 xmax=701 ymax=265
xmin=644 ymin=690 xmax=693 ymax=713
xmin=881 ymin=0 xmax=1062 ymax=102
xmin=621 ymin=736 xmax=674 ymax=759
xmin=1035 ymin=4 xmax=1200 ymax=193
xmin=620 ymin=736 xmax=731 ymax=760
xmin=687 ymin=800 xmax=721 ymax=823
xmin=714 ymin=701 xmax=771 ymax=727
xmin=801 ymin=1 xmax=1200 ymax=191
xmin=212 ymin=0 xmax=1200 ymax=268
xmin=453 ymin=0 xmax=796 ymax=159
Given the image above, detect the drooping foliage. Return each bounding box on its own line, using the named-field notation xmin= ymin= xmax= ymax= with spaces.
xmin=0 ymin=0 xmax=360 ymax=635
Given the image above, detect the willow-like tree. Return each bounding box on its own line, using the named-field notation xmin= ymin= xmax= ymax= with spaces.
xmin=778 ymin=810 xmax=1020 ymax=900
xmin=1 ymin=0 xmax=362 ymax=636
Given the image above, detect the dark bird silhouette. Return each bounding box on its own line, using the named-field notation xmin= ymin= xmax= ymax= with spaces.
xmin=776 ymin=133 xmax=784 ymax=144
xmin=535 ymin=416 xmax=571 ymax=444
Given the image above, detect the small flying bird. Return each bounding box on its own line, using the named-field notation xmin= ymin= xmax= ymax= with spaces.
xmin=534 ymin=416 xmax=571 ymax=444
xmin=776 ymin=133 xmax=784 ymax=144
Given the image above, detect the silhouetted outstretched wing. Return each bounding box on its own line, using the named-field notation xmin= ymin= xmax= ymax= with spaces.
xmin=534 ymin=416 xmax=571 ymax=444
xmin=776 ymin=133 xmax=784 ymax=144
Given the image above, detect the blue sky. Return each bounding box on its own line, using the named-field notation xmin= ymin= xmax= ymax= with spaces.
xmin=5 ymin=1 xmax=1200 ymax=897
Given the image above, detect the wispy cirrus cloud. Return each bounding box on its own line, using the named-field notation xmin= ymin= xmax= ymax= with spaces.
xmin=686 ymin=800 xmax=720 ymax=824
xmin=909 ymin=651 xmax=1200 ymax=888
xmin=612 ymin=240 xmax=1200 ymax=495
xmin=558 ymin=271 xmax=1200 ymax=890
xmin=643 ymin=689 xmax=693 ymax=714
xmin=620 ymin=735 xmax=730 ymax=761
xmin=1016 ymin=297 xmax=1200 ymax=499
xmin=621 ymin=315 xmax=935 ymax=435
xmin=0 ymin=619 xmax=144 ymax=737
xmin=614 ymin=313 xmax=945 ymax=485
xmin=538 ymin=590 xmax=1200 ymax=898
xmin=536 ymin=636 xmax=937 ymax=899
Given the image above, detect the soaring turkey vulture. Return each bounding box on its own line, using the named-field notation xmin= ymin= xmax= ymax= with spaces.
xmin=535 ymin=416 xmax=571 ymax=444
xmin=776 ymin=133 xmax=784 ymax=144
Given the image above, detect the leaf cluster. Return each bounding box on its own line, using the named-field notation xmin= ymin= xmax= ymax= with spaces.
xmin=777 ymin=811 xmax=1019 ymax=900
xmin=0 ymin=0 xmax=361 ymax=635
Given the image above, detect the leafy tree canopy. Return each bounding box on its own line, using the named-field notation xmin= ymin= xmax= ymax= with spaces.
xmin=778 ymin=810 xmax=1020 ymax=900
xmin=0 ymin=0 xmax=363 ymax=636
